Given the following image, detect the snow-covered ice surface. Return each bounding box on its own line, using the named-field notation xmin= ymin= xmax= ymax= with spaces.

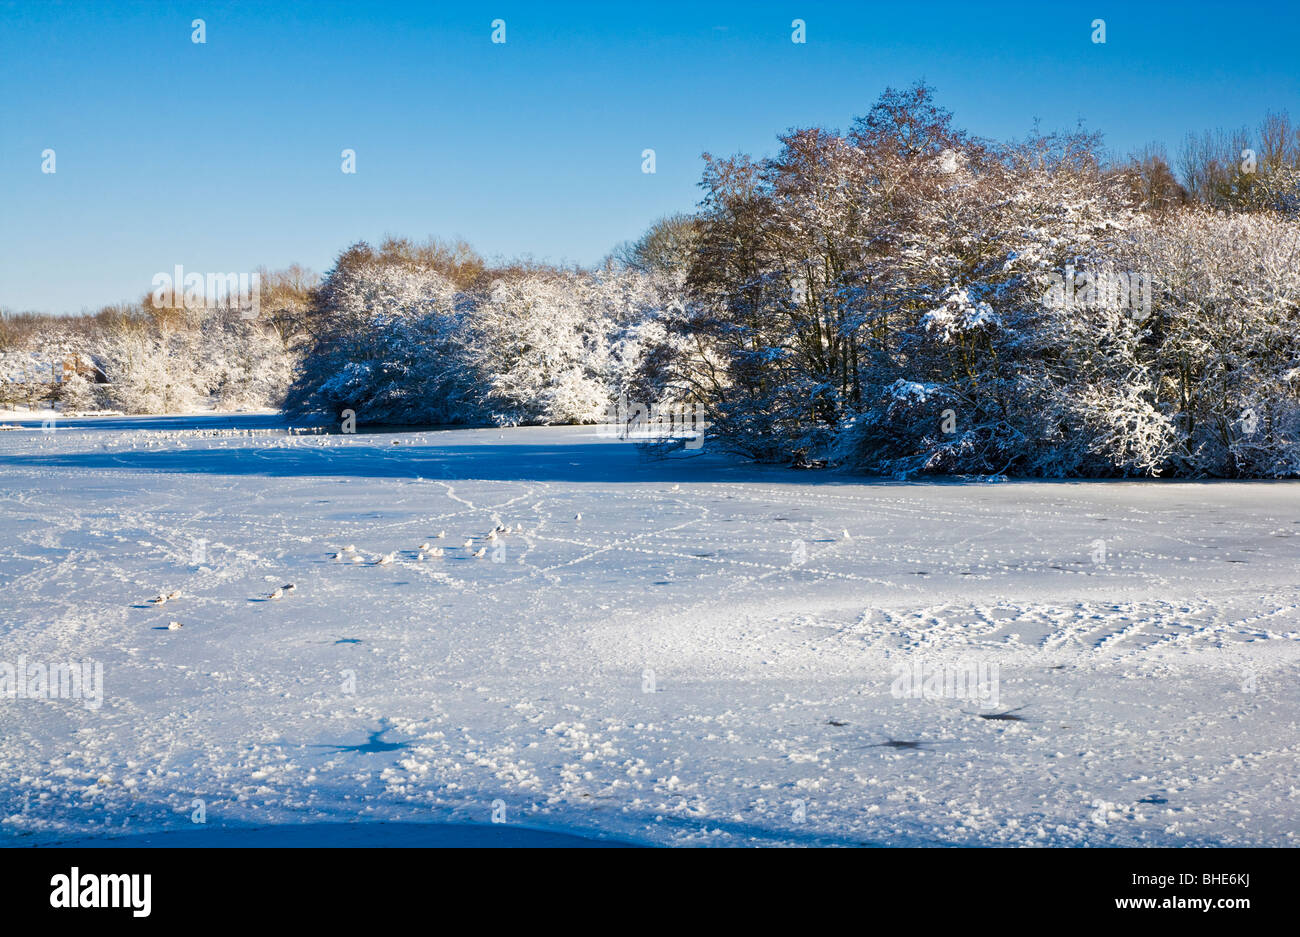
xmin=1 ymin=415 xmax=1297 ymax=847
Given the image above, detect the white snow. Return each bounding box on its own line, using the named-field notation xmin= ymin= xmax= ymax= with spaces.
xmin=0 ymin=414 xmax=1297 ymax=846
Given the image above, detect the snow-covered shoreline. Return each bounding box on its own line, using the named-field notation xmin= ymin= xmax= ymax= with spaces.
xmin=0 ymin=407 xmax=279 ymax=422
xmin=1 ymin=417 xmax=1296 ymax=846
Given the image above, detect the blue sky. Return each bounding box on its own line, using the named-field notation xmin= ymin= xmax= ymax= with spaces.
xmin=2 ymin=0 xmax=1298 ymax=314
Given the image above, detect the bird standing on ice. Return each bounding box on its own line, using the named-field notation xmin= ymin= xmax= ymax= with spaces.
xmin=574 ymin=513 xmax=582 ymax=521
xmin=435 ymin=530 xmax=446 ymax=539
xmin=376 ymin=552 xmax=395 ymax=566
xmin=486 ymin=530 xmax=497 ymax=541
xmin=427 ymin=547 xmax=444 ymax=558
xmin=463 ymin=539 xmax=474 ymax=549
xmin=267 ymin=587 xmax=283 ymax=600
xmin=472 ymin=547 xmax=487 ymax=558
xmin=167 ymin=621 xmax=183 ymax=630
xmin=418 ymin=542 xmax=431 ymax=551
xmin=841 ymin=529 xmax=852 ymax=541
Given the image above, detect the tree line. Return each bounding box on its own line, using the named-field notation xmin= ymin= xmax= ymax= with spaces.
xmin=5 ymin=82 xmax=1298 ymax=477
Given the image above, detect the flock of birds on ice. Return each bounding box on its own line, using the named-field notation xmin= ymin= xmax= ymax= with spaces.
xmin=144 ymin=494 xmax=859 ymax=633
xmin=144 ymin=516 xmax=583 ymax=632
xmin=329 ymin=518 xmax=528 ymax=564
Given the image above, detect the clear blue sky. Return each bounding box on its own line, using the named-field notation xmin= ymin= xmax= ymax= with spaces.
xmin=2 ymin=0 xmax=1298 ymax=314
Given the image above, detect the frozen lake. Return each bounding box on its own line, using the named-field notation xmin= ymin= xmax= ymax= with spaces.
xmin=1 ymin=415 xmax=1297 ymax=846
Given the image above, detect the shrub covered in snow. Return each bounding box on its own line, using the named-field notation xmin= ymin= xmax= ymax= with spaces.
xmin=284 ymin=243 xmax=680 ymax=428
xmin=1 ymin=297 xmax=301 ymax=416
